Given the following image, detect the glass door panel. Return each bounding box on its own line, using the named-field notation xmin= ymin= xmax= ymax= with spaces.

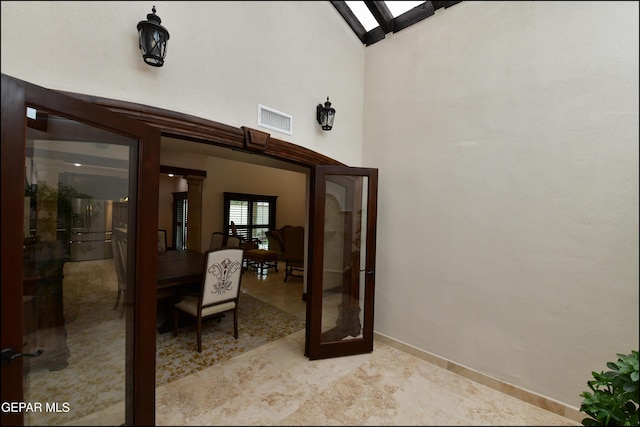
xmin=320 ymin=176 xmax=367 ymax=341
xmin=22 ymin=111 xmax=134 ymax=426
xmin=2 ymin=74 xmax=158 ymax=426
xmin=307 ymin=166 xmax=378 ymax=360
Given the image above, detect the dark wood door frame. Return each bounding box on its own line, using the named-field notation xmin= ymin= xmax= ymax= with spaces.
xmin=61 ymin=92 xmax=345 ymax=169
xmin=1 ymin=75 xmax=160 ymax=426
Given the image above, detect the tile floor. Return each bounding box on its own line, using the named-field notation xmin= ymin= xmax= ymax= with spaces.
xmin=153 ymin=262 xmax=582 ymax=426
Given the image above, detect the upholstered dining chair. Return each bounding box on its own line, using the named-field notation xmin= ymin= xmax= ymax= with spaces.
xmin=209 ymin=231 xmax=225 ymax=250
xmin=173 ymin=247 xmax=244 ymax=352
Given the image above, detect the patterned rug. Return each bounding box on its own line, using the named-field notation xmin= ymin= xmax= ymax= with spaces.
xmin=24 ymin=259 xmax=305 ymax=426
xmin=156 ymin=292 xmax=306 ymax=386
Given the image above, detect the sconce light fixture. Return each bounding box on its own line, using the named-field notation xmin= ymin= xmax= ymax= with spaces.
xmin=137 ymin=6 xmax=170 ymax=67
xmin=316 ymin=97 xmax=336 ymax=131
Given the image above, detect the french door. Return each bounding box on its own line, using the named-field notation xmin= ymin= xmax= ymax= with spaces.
xmin=1 ymin=74 xmax=160 ymax=425
xmin=306 ymin=165 xmax=378 ymax=359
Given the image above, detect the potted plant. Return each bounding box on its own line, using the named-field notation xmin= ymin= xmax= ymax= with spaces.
xmin=579 ymin=350 xmax=639 ymax=426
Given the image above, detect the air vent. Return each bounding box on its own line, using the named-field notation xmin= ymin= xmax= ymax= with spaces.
xmin=258 ymin=104 xmax=293 ymax=135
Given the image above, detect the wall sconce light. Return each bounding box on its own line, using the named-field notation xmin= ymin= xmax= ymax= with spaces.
xmin=316 ymin=97 xmax=336 ymax=131
xmin=137 ymin=6 xmax=170 ymax=67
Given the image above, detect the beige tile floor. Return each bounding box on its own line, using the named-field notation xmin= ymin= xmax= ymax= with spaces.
xmin=155 ymin=262 xmax=582 ymax=426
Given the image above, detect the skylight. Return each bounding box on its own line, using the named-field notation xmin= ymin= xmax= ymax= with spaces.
xmin=333 ymin=1 xmax=462 ymax=46
xmin=344 ymin=1 xmax=378 ymax=31
xmin=384 ymin=1 xmax=426 ymax=17
xmin=345 ymin=1 xmax=426 ymax=31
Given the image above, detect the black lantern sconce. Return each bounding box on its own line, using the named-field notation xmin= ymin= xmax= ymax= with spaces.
xmin=316 ymin=97 xmax=336 ymax=131
xmin=137 ymin=6 xmax=170 ymax=67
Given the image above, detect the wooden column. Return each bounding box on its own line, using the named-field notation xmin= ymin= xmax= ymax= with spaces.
xmin=185 ymin=175 xmax=204 ymax=251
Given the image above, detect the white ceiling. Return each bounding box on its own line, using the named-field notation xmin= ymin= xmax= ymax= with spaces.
xmin=161 ymin=137 xmax=309 ymax=174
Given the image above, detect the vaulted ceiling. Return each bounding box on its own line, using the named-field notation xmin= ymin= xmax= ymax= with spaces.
xmin=331 ymin=1 xmax=462 ymax=46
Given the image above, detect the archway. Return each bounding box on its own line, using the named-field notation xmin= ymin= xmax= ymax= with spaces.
xmin=61 ymin=92 xmax=344 ymax=169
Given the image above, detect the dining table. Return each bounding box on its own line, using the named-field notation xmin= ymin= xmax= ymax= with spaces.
xmin=157 ymin=249 xmax=204 ymax=291
xmin=156 ymin=249 xmax=205 ymax=333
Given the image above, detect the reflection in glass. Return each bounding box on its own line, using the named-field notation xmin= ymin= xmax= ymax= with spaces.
xmin=320 ymin=175 xmax=368 ymax=343
xmin=23 ymin=111 xmax=132 ymax=425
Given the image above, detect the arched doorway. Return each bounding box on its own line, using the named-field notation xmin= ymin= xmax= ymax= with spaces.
xmin=2 ymin=77 xmax=377 ymax=427
xmin=61 ymin=92 xmax=345 ymax=169
xmin=65 ymin=93 xmax=344 ymax=277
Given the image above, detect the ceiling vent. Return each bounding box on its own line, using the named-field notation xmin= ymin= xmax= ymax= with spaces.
xmin=258 ymin=104 xmax=293 ymax=135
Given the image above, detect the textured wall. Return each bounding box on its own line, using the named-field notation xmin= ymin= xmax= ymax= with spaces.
xmin=1 ymin=1 xmax=364 ymax=165
xmin=3 ymin=0 xmax=638 ymax=410
xmin=364 ymin=1 xmax=639 ymax=408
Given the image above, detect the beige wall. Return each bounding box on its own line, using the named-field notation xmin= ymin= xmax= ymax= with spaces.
xmin=159 ymin=146 xmax=307 ymax=252
xmin=364 ymin=1 xmax=639 ymax=407
xmin=2 ymin=0 xmax=638 ymax=411
xmin=0 ymin=1 xmax=365 ymax=166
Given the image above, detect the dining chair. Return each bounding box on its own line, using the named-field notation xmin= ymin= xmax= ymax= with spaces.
xmin=158 ymin=229 xmax=167 ymax=252
xmin=209 ymin=231 xmax=225 ymax=250
xmin=225 ymin=235 xmax=241 ymax=248
xmin=283 ymin=226 xmax=304 ymax=282
xmin=230 ymin=220 xmax=248 ymax=243
xmin=112 ymin=228 xmax=127 ymax=317
xmin=173 ymin=247 xmax=245 ymax=352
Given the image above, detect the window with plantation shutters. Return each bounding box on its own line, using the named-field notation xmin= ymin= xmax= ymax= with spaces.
xmin=173 ymin=191 xmax=188 ymax=250
xmin=223 ymin=192 xmax=276 ymax=247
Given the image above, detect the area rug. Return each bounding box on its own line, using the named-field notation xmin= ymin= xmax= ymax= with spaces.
xmin=24 ymin=259 xmax=305 ymax=426
xmin=156 ymin=291 xmax=306 ymax=386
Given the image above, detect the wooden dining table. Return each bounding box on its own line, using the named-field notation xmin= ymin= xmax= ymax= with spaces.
xmin=156 ymin=249 xmax=205 ymax=333
xmin=157 ymin=249 xmax=204 ymax=291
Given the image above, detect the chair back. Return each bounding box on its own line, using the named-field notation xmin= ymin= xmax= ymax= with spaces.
xmin=112 ymin=229 xmax=128 ymax=289
xmin=209 ymin=232 xmax=225 ymax=250
xmin=283 ymin=226 xmax=304 ymax=263
xmin=226 ymin=235 xmax=241 ymax=248
xmin=265 ymin=231 xmax=278 ymax=251
xmin=158 ymin=229 xmax=167 ymax=252
xmin=240 ymin=237 xmax=260 ymax=251
xmin=229 ymin=220 xmax=249 ymax=242
xmin=200 ymin=248 xmax=244 ymax=307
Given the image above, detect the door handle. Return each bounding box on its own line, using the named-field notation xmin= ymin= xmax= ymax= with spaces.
xmin=1 ymin=347 xmax=44 ymax=364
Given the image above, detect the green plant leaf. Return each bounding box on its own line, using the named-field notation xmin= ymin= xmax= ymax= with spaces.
xmin=579 ymin=350 xmax=640 ymax=426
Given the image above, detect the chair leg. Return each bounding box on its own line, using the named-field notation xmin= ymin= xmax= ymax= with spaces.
xmin=114 ymin=289 xmax=121 ymax=310
xmin=233 ymin=308 xmax=239 ymax=339
xmin=196 ymin=317 xmax=202 ymax=353
xmin=173 ymin=309 xmax=179 ymax=337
